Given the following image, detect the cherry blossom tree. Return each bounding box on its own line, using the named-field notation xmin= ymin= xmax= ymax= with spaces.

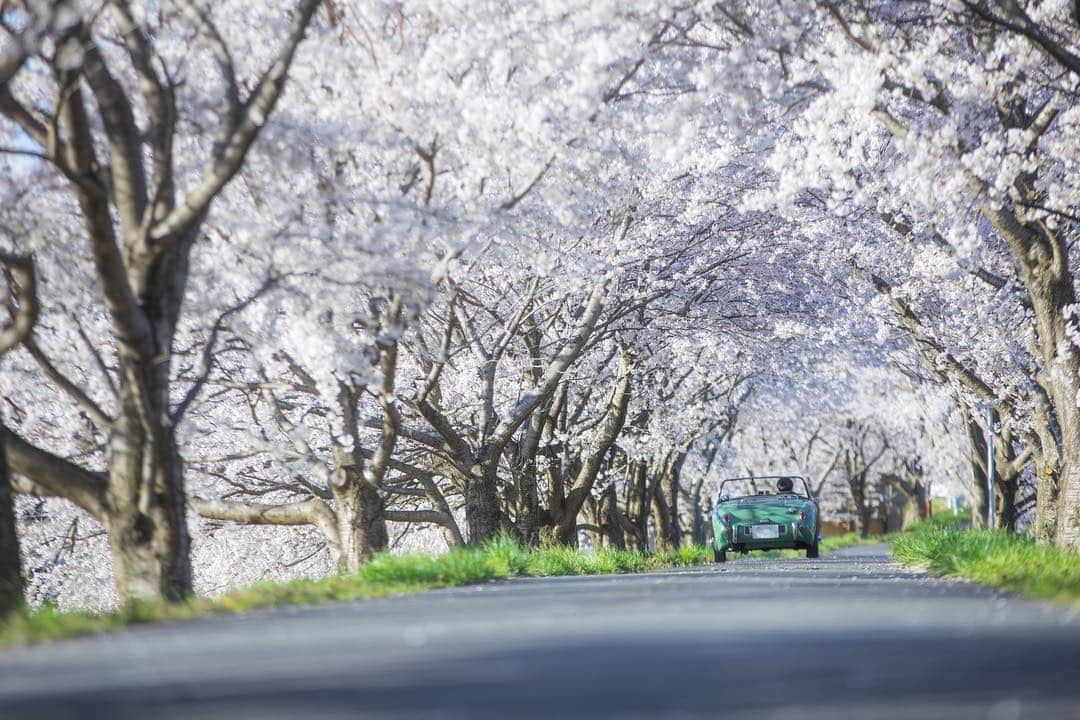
xmin=2 ymin=0 xmax=1044 ymax=609
xmin=0 ymin=0 xmax=322 ymax=601
xmin=705 ymin=0 xmax=1077 ymax=545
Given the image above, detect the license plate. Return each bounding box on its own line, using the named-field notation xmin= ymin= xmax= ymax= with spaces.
xmin=751 ymin=524 xmax=780 ymax=539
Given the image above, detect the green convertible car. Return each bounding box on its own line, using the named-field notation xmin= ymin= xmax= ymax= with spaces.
xmin=711 ymin=476 xmax=821 ymax=562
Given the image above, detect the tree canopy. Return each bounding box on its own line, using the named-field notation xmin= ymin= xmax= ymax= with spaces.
xmin=0 ymin=0 xmax=1077 ymax=609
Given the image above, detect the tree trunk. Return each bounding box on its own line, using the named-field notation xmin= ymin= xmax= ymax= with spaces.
xmin=997 ymin=476 xmax=1020 ymax=533
xmin=913 ymin=480 xmax=929 ymax=523
xmin=857 ymin=501 xmax=873 ymax=539
xmin=847 ymin=471 xmax=872 ymax=538
xmin=544 ymin=516 xmax=578 ymax=548
xmin=651 ymin=461 xmax=682 ymax=552
xmin=514 ymin=503 xmax=544 ymax=547
xmin=598 ymin=483 xmax=626 ymax=550
xmin=0 ymin=423 xmax=23 ymax=614
xmin=1036 ymin=467 xmax=1060 ymax=544
xmin=511 ymin=391 xmax=557 ymax=548
xmin=687 ymin=478 xmax=710 ymax=546
xmin=980 ymin=200 xmax=1080 ymax=548
xmin=0 ymin=253 xmax=34 ymax=614
xmin=1032 ymin=387 xmax=1061 ymax=544
xmin=898 ymin=482 xmax=928 ymax=530
xmin=331 ymin=467 xmax=388 ymax=573
xmin=1051 ymin=402 xmax=1080 ymax=548
xmin=101 ymin=233 xmax=197 ymax=603
xmin=1024 ymin=266 xmax=1080 ymax=547
xmin=961 ymin=410 xmax=990 ymax=528
xmin=104 ymin=413 xmax=192 ymax=603
xmin=624 ymin=460 xmax=650 ymax=552
xmin=512 ymin=451 xmax=544 ymax=547
xmin=544 ymin=355 xmax=632 ymax=546
xmin=465 ymin=462 xmax=504 ymax=544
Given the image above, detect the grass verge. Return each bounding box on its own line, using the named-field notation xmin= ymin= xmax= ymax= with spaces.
xmin=891 ymin=526 xmax=1080 ymax=604
xmin=2 ymin=530 xmax=889 ymax=649
xmin=0 ymin=538 xmax=711 ymax=649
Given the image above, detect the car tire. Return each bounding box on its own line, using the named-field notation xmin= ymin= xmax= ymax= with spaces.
xmin=806 ymin=542 xmax=820 ymax=559
xmin=713 ymin=547 xmax=727 ymax=563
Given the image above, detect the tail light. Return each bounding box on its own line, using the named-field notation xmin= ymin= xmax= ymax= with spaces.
xmin=722 ymin=513 xmax=730 ymax=523
xmin=799 ymin=510 xmax=806 ymax=520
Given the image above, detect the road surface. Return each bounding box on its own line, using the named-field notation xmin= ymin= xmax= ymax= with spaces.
xmin=1 ymin=544 xmax=1079 ymax=719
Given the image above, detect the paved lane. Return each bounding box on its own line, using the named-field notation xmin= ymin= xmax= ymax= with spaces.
xmin=2 ymin=544 xmax=1079 ymax=719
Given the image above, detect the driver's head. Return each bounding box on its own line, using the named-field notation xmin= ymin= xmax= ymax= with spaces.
xmin=777 ymin=477 xmax=794 ymax=493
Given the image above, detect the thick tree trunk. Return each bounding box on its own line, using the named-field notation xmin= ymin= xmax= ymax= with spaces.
xmin=103 ymin=234 xmax=197 ymax=603
xmin=896 ymin=479 xmax=928 ymax=530
xmin=105 ymin=416 xmax=191 ymax=603
xmin=511 ymin=392 xmax=556 ymax=548
xmin=0 ymin=424 xmax=23 ymax=614
xmin=913 ymin=480 xmax=929 ymax=523
xmin=857 ymin=502 xmax=873 ymax=539
xmin=0 ymin=253 xmax=33 ymax=614
xmin=1020 ymin=292 xmax=1080 ymax=545
xmin=544 ymin=516 xmax=578 ymax=548
xmin=1032 ymin=388 xmax=1061 ymax=544
xmin=331 ymin=467 xmax=388 ymax=573
xmin=1022 ymin=260 xmax=1080 ymax=546
xmin=514 ymin=504 xmax=544 ymax=547
xmin=900 ymin=497 xmax=920 ymax=530
xmin=627 ymin=460 xmax=652 ymax=551
xmin=981 ymin=199 xmax=1080 ymax=548
xmin=961 ymin=410 xmax=990 ymax=529
xmin=544 ymin=356 xmax=632 ymax=547
xmin=687 ymin=479 xmax=710 ymax=546
xmin=513 ymin=457 xmax=544 ymax=547
xmin=847 ymin=473 xmax=872 ymax=538
xmin=651 ymin=463 xmax=682 ymax=552
xmin=538 ymin=455 xmax=570 ymax=548
xmin=997 ymin=477 xmax=1020 ymax=533
xmin=598 ymin=483 xmax=626 ymax=550
xmin=1043 ymin=350 xmax=1080 ymax=546
xmin=465 ymin=462 xmax=504 ymax=544
xmin=1054 ymin=441 xmax=1080 ymax=547
xmin=1036 ymin=467 xmax=1059 ymax=544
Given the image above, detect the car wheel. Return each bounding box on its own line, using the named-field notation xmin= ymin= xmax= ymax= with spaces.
xmin=806 ymin=542 xmax=820 ymax=559
xmin=713 ymin=547 xmax=727 ymax=563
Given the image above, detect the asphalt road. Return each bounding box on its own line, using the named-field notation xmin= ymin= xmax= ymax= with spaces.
xmin=2 ymin=544 xmax=1079 ymax=719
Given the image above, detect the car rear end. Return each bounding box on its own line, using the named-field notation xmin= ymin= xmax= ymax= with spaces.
xmin=713 ymin=497 xmax=817 ymax=553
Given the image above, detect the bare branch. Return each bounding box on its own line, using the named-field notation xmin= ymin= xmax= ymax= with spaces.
xmin=80 ymin=31 xmax=149 ymax=241
xmin=493 ymin=282 xmax=607 ymax=452
xmin=3 ymin=429 xmax=108 ymax=520
xmin=172 ymin=275 xmax=279 ymax=423
xmin=149 ymin=0 xmax=321 ymax=243
xmin=176 ymin=0 xmax=241 ymax=124
xmin=23 ymin=338 xmax=113 ymax=428
xmin=190 ymin=495 xmax=329 ymax=526
xmin=384 ymin=509 xmax=455 ymax=526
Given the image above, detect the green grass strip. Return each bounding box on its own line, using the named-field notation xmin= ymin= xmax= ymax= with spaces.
xmin=0 ymin=537 xmax=714 ymax=648
xmin=891 ymin=526 xmax=1080 ymax=604
xmin=1 ymin=532 xmax=887 ymax=649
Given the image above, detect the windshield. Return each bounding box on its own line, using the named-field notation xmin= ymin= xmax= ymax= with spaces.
xmin=718 ymin=476 xmax=811 ymax=501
